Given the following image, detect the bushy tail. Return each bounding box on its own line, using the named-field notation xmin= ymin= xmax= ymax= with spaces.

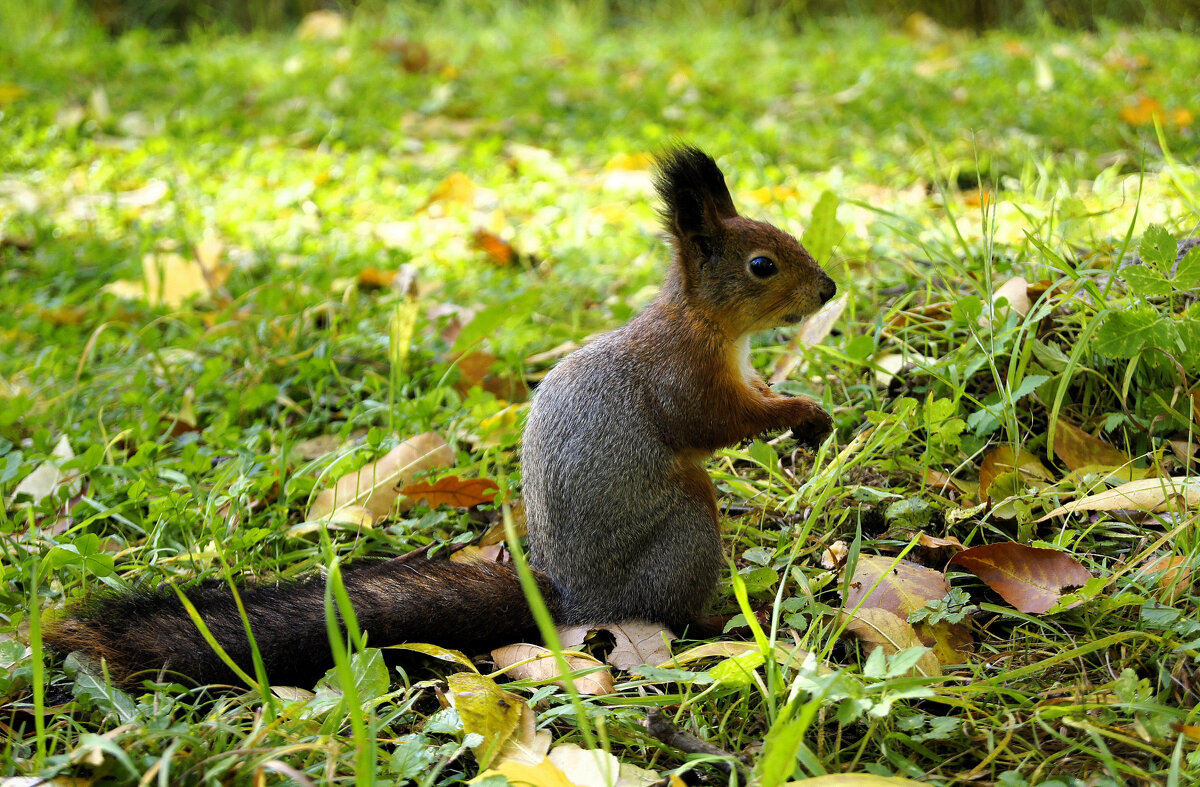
xmin=45 ymin=559 xmax=558 ymax=688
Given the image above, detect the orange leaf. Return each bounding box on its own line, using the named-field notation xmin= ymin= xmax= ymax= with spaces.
xmin=473 ymin=230 xmax=516 ymax=266
xmin=402 ymin=475 xmax=499 ymax=508
xmin=358 ymin=267 xmax=397 ymax=289
xmin=949 ymin=543 xmax=1091 ymax=614
xmin=1119 ymin=95 xmax=1163 ymax=126
xmin=1053 ymin=419 xmax=1132 ymax=471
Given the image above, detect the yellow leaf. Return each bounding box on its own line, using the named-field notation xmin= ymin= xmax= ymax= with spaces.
xmin=296 ymin=9 xmax=345 ymax=40
xmin=1039 ymin=477 xmax=1200 ymax=520
xmin=0 ymin=83 xmax=29 ymax=105
xmin=448 ymin=672 xmax=523 ymax=770
xmin=474 ymin=758 xmax=579 ymax=787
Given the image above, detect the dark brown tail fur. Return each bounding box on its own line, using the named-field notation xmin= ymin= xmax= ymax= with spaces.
xmin=45 ymin=559 xmax=559 ymax=688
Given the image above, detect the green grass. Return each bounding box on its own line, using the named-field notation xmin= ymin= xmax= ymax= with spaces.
xmin=2 ymin=2 xmax=1199 ymax=785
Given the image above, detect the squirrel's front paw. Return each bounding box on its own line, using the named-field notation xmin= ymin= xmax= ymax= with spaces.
xmin=791 ymin=403 xmax=833 ymax=448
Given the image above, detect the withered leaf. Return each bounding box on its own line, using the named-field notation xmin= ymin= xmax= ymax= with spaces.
xmin=949 ymin=543 xmax=1091 ymax=614
xmin=473 ymin=229 xmax=517 ymax=266
xmin=1053 ymin=419 xmax=1133 ymax=472
xmin=490 ymin=643 xmax=614 ymax=695
xmin=840 ymin=608 xmax=940 ymax=676
xmin=446 ymin=672 xmax=522 ymax=770
xmin=841 ymin=554 xmax=949 ymax=618
xmin=979 ymin=446 xmax=1053 ymax=500
xmin=306 ymin=432 xmax=455 ymax=522
xmin=1039 ymin=477 xmax=1200 ymax=520
xmin=401 ymin=475 xmax=499 ymax=509
xmin=557 ymin=621 xmax=675 ymax=670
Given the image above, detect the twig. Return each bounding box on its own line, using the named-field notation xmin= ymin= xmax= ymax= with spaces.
xmin=645 ymin=708 xmax=751 ymax=784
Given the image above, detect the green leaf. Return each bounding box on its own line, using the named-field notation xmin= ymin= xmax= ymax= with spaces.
xmin=1173 ymin=246 xmax=1200 ymax=289
xmin=1118 ymin=264 xmax=1173 ymax=297
xmin=1093 ymin=305 xmax=1177 ymax=358
xmin=1178 ymin=304 xmax=1200 ymax=371
xmin=950 ymin=296 xmax=983 ymax=325
xmin=1139 ymin=225 xmax=1178 ymax=275
xmin=802 ymin=190 xmax=843 ymax=264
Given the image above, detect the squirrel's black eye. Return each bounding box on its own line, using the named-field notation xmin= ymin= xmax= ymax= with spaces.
xmin=748 ymin=256 xmax=778 ymax=278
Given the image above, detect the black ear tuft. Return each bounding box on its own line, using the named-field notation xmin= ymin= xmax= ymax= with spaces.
xmin=653 ymin=146 xmax=738 ymax=240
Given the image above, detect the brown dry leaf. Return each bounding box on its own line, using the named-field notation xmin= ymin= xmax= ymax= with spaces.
xmin=491 ymin=643 xmax=613 ymax=695
xmin=842 ymin=554 xmax=949 ymax=618
xmin=492 ymin=703 xmax=552 ymax=766
xmin=1142 ymin=554 xmax=1193 ymax=601
xmin=1173 ymin=723 xmax=1200 ymax=742
xmin=979 ymin=446 xmax=1053 ymax=500
xmin=915 ymin=533 xmax=966 ymax=553
xmin=770 ymin=294 xmax=849 ymax=384
xmin=605 ymin=622 xmax=676 ymax=670
xmin=841 ymin=608 xmax=940 ymax=676
xmin=949 ymin=543 xmax=1091 ymax=613
xmin=422 ymin=172 xmax=476 ymax=211
xmin=306 ymin=432 xmax=455 ymax=522
xmin=842 ymin=554 xmax=970 ymax=665
xmin=473 ymin=229 xmax=517 ymax=266
xmin=557 ymin=622 xmax=675 ymax=670
xmin=455 ymin=351 xmax=529 ymax=401
xmin=401 ymin=475 xmax=499 ymax=509
xmin=373 ymin=37 xmax=431 ymax=73
xmin=1039 ymin=477 xmax=1200 ymax=520
xmin=296 ymin=9 xmax=345 ymax=40
xmin=358 ymin=267 xmax=397 ymax=289
xmin=1053 ymin=419 xmax=1133 ymax=472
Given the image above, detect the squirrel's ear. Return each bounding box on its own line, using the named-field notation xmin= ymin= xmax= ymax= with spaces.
xmin=654 ymin=146 xmax=738 ymax=256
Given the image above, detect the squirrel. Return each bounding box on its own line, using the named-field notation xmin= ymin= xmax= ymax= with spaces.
xmin=44 ymin=146 xmax=837 ymax=688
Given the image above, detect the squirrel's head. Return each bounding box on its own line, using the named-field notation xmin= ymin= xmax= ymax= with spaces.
xmin=654 ymin=146 xmax=836 ymax=336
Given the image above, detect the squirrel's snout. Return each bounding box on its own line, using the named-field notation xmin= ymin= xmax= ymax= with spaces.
xmin=818 ymin=273 xmax=836 ymax=304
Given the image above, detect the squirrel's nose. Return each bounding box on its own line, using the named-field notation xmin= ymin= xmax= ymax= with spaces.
xmin=818 ymin=273 xmax=836 ymax=304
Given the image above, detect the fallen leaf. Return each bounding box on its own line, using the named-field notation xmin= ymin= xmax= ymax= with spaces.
xmin=490 ymin=643 xmax=614 ymax=695
xmin=840 ymin=608 xmax=940 ymax=676
xmin=770 ymin=294 xmax=848 ymax=383
xmin=292 ymin=434 xmax=347 ymax=461
xmin=949 ymin=543 xmax=1091 ymax=614
xmin=550 ymin=742 xmax=660 ymax=787
xmin=422 ymin=172 xmax=476 ymax=211
xmin=296 ymin=9 xmax=345 ymax=40
xmin=915 ymin=533 xmax=966 ymax=554
xmin=447 ymin=672 xmax=522 ymax=770
xmin=1038 ymin=477 xmax=1200 ymax=520
xmin=387 ymin=642 xmax=477 ymax=670
xmin=841 ymin=554 xmax=969 ymax=665
xmin=842 ymin=554 xmax=948 ymax=618
xmin=373 ymin=37 xmax=431 ymax=73
xmin=604 ymin=622 xmax=675 ymax=670
xmin=979 ymin=446 xmax=1053 ymax=500
xmin=492 ymin=703 xmax=552 ymax=766
xmin=990 ymin=276 xmax=1030 ymax=316
xmin=455 ymin=351 xmax=529 ymax=401
xmin=820 ymin=539 xmax=849 ymax=570
xmin=103 ymin=250 xmax=230 ymax=309
xmin=475 ymin=758 xmax=577 ymax=787
xmin=1142 ymin=554 xmax=1192 ymax=601
xmin=665 ymin=640 xmax=810 ymax=671
xmin=473 ymin=229 xmax=517 ymax=266
xmin=401 ymin=475 xmax=499 ymax=509
xmin=0 ymin=83 xmax=29 ymax=105
xmin=450 ymin=544 xmax=505 ymax=563
xmin=10 ymin=436 xmax=78 ymax=506
xmin=306 ymin=432 xmax=455 ymax=522
xmin=358 ymin=267 xmax=397 ymax=289
xmin=1053 ymin=419 xmax=1133 ymax=472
